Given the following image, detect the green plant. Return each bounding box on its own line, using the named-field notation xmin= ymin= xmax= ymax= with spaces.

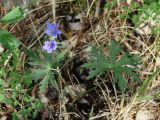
xmin=0 ymin=6 xmax=24 ymax=23
xmin=133 ymin=2 xmax=160 ymax=23
xmin=0 ymin=69 xmax=43 ymax=120
xmin=26 ymin=48 xmax=68 ymax=94
xmin=0 ymin=6 xmax=24 ymax=67
xmin=0 ymin=6 xmax=44 ymax=120
xmin=104 ymin=0 xmax=117 ymax=10
xmin=0 ymin=29 xmax=20 ymax=67
xmin=83 ymin=41 xmax=140 ymax=92
xmin=118 ymin=1 xmax=160 ymax=34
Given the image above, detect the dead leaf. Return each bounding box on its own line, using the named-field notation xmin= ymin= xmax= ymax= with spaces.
xmin=0 ymin=116 xmax=8 ymax=120
xmin=68 ymin=22 xmax=83 ymax=31
xmin=4 ymin=53 xmax=12 ymax=67
xmin=136 ymin=109 xmax=154 ymax=120
xmin=127 ymin=0 xmax=131 ymax=4
xmin=41 ymin=95 xmax=49 ymax=104
xmin=63 ymin=35 xmax=78 ymax=50
xmin=63 ymin=84 xmax=86 ymax=97
xmin=31 ymin=84 xmax=39 ymax=98
xmin=0 ymin=45 xmax=4 ymax=54
xmin=155 ymin=57 xmax=160 ymax=66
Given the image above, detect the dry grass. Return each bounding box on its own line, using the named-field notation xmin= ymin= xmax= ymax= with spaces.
xmin=0 ymin=0 xmax=160 ymax=120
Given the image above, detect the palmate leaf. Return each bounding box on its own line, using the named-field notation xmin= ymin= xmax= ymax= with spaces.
xmin=39 ymin=71 xmax=58 ymax=94
xmin=108 ymin=41 xmax=121 ymax=63
xmin=114 ymin=53 xmax=139 ymax=67
xmin=27 ymin=49 xmax=68 ymax=93
xmin=54 ymin=49 xmax=68 ymax=66
xmin=114 ymin=70 xmax=126 ymax=93
xmin=82 ymin=47 xmax=109 ymax=79
xmin=113 ymin=66 xmax=139 ymax=92
xmin=113 ymin=53 xmax=140 ymax=82
xmin=39 ymin=72 xmax=50 ymax=94
xmin=87 ymin=69 xmax=103 ymax=80
xmin=120 ymin=67 xmax=139 ymax=81
xmin=26 ymin=50 xmax=52 ymax=94
xmin=26 ymin=50 xmax=48 ymax=68
xmin=114 ymin=54 xmax=130 ymax=67
xmin=108 ymin=42 xmax=140 ymax=92
xmin=50 ymin=73 xmax=59 ymax=91
xmin=83 ymin=41 xmax=140 ymax=93
xmin=31 ymin=69 xmax=48 ymax=82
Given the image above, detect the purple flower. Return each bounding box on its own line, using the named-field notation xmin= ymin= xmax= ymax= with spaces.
xmin=45 ymin=22 xmax=61 ymax=38
xmin=43 ymin=40 xmax=57 ymax=53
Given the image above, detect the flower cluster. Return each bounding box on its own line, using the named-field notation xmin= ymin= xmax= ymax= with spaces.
xmin=43 ymin=22 xmax=61 ymax=53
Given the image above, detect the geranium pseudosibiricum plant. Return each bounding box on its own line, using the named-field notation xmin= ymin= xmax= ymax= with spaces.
xmin=27 ymin=21 xmax=68 ymax=94
xmin=43 ymin=22 xmax=61 ymax=53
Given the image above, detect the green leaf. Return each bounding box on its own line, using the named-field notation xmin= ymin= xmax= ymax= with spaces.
xmin=0 ymin=79 xmax=4 ymax=86
xmin=138 ymin=68 xmax=160 ymax=95
xmin=0 ymin=29 xmax=20 ymax=48
xmin=114 ymin=54 xmax=129 ymax=67
xmin=137 ymin=95 xmax=155 ymax=101
xmin=0 ymin=29 xmax=20 ymax=66
xmin=39 ymin=73 xmax=50 ymax=94
xmin=114 ymin=70 xmax=126 ymax=93
xmin=111 ymin=54 xmax=140 ymax=91
xmin=26 ymin=50 xmax=47 ymax=67
xmin=54 ymin=49 xmax=68 ymax=66
xmin=82 ymin=47 xmax=109 ymax=79
xmin=87 ymin=69 xmax=101 ymax=79
xmin=33 ymin=111 xmax=37 ymax=118
xmin=108 ymin=41 xmax=121 ymax=63
xmin=0 ymin=94 xmax=6 ymax=101
xmin=121 ymin=67 xmax=139 ymax=81
xmin=9 ymin=72 xmax=21 ymax=88
xmin=23 ymin=71 xmax=32 ymax=87
xmin=27 ymin=49 xmax=67 ymax=93
xmin=0 ymin=7 xmax=24 ymax=23
xmin=31 ymin=69 xmax=48 ymax=82
xmin=12 ymin=112 xmax=20 ymax=120
xmin=0 ymin=94 xmax=12 ymax=105
xmin=83 ymin=40 xmax=140 ymax=93
xmin=50 ymin=74 xmax=59 ymax=90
